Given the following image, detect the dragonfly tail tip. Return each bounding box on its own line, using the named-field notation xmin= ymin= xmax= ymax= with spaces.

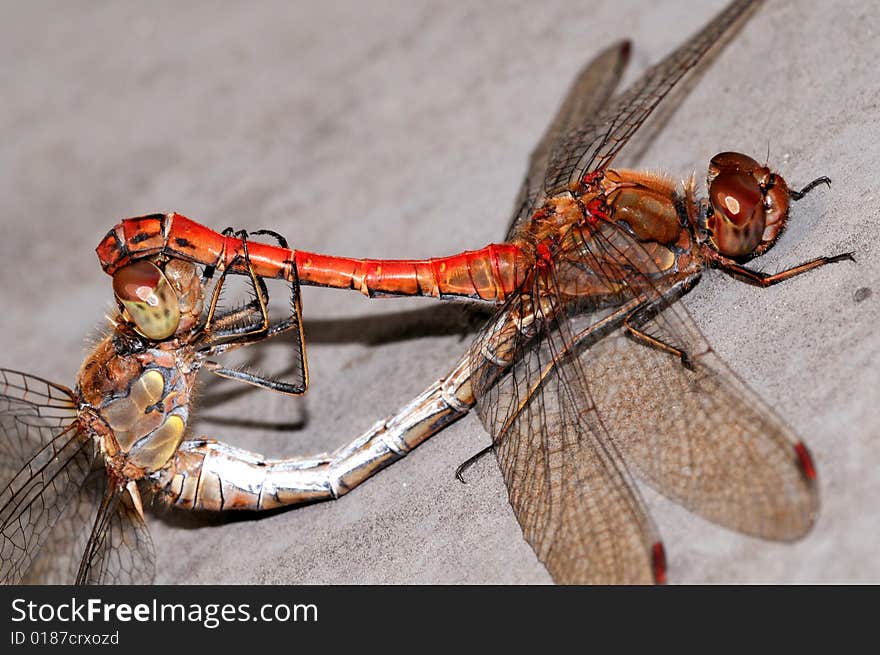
xmin=652 ymin=541 xmax=667 ymax=585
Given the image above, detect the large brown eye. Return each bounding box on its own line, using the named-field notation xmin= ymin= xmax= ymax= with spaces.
xmin=707 ymin=170 xmax=766 ymax=257
xmin=709 ymin=152 xmax=760 ymax=177
xmin=710 ymin=171 xmax=761 ymax=226
xmin=113 ymin=261 xmax=181 ymax=340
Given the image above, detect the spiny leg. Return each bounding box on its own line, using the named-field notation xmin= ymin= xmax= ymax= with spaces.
xmin=203 ymin=228 xmax=271 ymax=337
xmin=204 ymin=227 xmax=295 ymax=339
xmin=253 ymin=228 xmax=308 ymax=389
xmin=204 ymin=316 xmax=308 ymax=396
xmin=201 ymin=228 xmax=309 ymax=395
xmin=709 ymin=251 xmax=855 ymax=288
xmin=624 ymin=299 xmax=693 ymax=370
xmin=206 ymin=304 xmax=264 ymax=339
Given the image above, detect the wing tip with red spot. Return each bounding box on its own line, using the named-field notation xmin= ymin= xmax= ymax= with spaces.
xmin=652 ymin=541 xmax=667 ymax=585
xmin=794 ymin=442 xmax=817 ymax=481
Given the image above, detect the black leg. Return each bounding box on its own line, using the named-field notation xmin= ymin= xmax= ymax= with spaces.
xmin=789 ymin=176 xmax=831 ymax=201
xmin=196 ymin=228 xmax=308 ymax=395
xmin=455 ymin=445 xmax=494 ymax=483
xmin=623 ymin=300 xmax=693 ymax=370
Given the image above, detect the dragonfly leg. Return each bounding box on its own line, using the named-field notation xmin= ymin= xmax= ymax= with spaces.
xmin=708 ymin=250 xmax=855 ymax=288
xmin=204 ymin=304 xmax=264 ymax=339
xmin=203 ymin=229 xmax=271 ymax=337
xmin=203 ymin=359 xmax=306 ymax=395
xmin=789 ymin=176 xmax=831 ymax=201
xmin=251 ymin=228 xmax=289 ymax=249
xmin=455 ymin=444 xmax=494 ymax=483
xmin=623 ymin=303 xmax=693 ymax=369
xmin=196 ymin=227 xmax=309 ymax=395
xmin=153 ymin=356 xmax=475 ymax=511
xmin=200 ymin=310 xmax=308 ymax=395
xmin=199 ymin=307 xmax=308 ymax=395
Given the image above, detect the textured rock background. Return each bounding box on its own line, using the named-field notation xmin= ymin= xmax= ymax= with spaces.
xmin=1 ymin=0 xmax=877 ymax=583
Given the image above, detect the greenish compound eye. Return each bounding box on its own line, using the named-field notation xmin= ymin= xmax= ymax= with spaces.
xmin=112 ymin=261 xmax=181 ymax=340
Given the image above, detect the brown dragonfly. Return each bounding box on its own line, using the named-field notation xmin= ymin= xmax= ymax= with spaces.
xmin=1 ymin=0 xmax=852 ymax=584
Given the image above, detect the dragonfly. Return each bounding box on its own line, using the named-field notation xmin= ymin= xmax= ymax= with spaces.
xmin=1 ymin=0 xmax=853 ymax=584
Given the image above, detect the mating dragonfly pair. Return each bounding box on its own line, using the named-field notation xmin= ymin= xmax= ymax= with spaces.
xmin=0 ymin=0 xmax=852 ymax=584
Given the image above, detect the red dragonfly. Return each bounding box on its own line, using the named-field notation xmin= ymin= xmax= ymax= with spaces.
xmin=1 ymin=0 xmax=851 ymax=583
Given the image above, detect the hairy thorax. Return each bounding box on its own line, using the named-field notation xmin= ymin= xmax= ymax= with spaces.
xmin=514 ymin=169 xmax=699 ymax=303
xmin=76 ymin=335 xmax=197 ymax=478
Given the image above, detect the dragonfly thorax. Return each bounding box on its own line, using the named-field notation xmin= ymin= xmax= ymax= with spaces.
xmin=77 ymin=337 xmax=195 ymax=477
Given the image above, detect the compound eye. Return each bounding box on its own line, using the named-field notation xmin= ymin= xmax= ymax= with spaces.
xmin=709 ymin=170 xmax=762 ymax=227
xmin=112 ymin=261 xmax=181 ymax=340
xmin=709 ymin=151 xmax=761 ymax=175
xmin=707 ymin=170 xmax=767 ymax=258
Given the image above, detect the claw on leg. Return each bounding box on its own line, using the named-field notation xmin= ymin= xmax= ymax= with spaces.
xmin=455 ymin=444 xmax=494 ymax=484
xmin=789 ymin=176 xmax=831 ymax=201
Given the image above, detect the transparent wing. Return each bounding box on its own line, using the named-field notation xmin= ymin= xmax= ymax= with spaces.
xmin=473 ymin=288 xmax=661 ymax=583
xmin=0 ymin=369 xmax=93 ymax=584
xmin=505 ymin=40 xmax=630 ymax=239
xmin=22 ymin=468 xmax=155 ymax=585
xmin=575 ymin=302 xmax=818 ymax=540
xmin=541 ymin=0 xmax=761 ymax=195
xmin=74 ymin=479 xmax=155 ymax=585
xmin=0 ymin=369 xmax=79 ymax=471
xmin=19 ymin=466 xmax=99 ymax=584
xmin=470 ymin=213 xmax=816 ymax=582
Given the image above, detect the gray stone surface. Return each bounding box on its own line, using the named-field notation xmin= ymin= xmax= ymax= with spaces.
xmin=1 ymin=0 xmax=877 ymax=583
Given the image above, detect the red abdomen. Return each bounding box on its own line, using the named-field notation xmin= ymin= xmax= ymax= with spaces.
xmin=96 ymin=213 xmax=527 ymax=302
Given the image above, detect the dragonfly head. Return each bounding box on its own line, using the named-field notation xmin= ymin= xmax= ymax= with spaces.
xmin=704 ymin=152 xmax=790 ymax=260
xmin=112 ymin=258 xmax=203 ymax=340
